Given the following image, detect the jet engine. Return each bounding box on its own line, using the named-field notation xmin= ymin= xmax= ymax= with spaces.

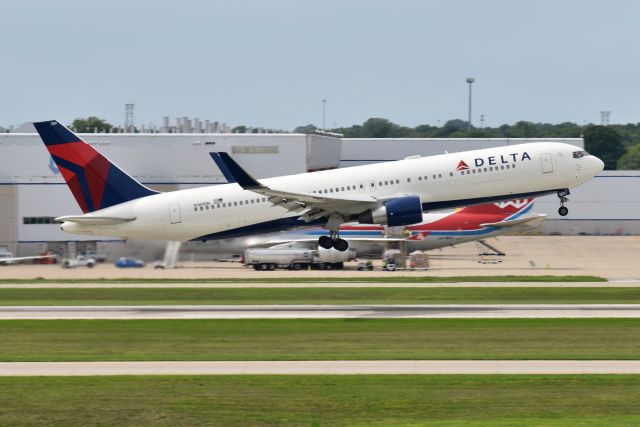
xmin=357 ymin=196 xmax=422 ymax=226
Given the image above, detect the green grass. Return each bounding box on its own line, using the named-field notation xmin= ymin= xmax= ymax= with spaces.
xmin=1 ymin=375 xmax=640 ymax=426
xmin=0 ymin=275 xmax=606 ymax=284
xmin=0 ymin=286 xmax=636 ymax=305
xmin=2 ymin=318 xmax=640 ymax=361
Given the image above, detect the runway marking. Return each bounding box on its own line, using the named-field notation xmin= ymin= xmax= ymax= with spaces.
xmin=2 ymin=304 xmax=640 ymax=319
xmin=2 ymin=360 xmax=640 ymax=375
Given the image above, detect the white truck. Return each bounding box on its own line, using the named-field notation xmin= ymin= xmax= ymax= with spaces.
xmin=61 ymin=255 xmax=97 ymax=269
xmin=243 ymin=247 xmax=356 ymax=271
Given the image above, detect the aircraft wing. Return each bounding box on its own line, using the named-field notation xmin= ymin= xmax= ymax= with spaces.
xmin=210 ymin=153 xmax=378 ymax=221
xmin=0 ymin=254 xmax=56 ymax=265
xmin=55 ymin=216 xmax=136 ymax=225
xmin=480 ymin=213 xmax=546 ymax=228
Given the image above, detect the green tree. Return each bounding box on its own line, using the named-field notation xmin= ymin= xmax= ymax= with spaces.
xmin=617 ymin=144 xmax=640 ymax=170
xmin=70 ymin=117 xmax=112 ymax=133
xmin=583 ymin=126 xmax=626 ymax=170
xmin=232 ymin=125 xmax=247 ymax=133
xmin=293 ymin=124 xmax=318 ymax=133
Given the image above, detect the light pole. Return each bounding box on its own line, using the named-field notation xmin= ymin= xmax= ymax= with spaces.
xmin=322 ymin=99 xmax=327 ymax=130
xmin=465 ymin=77 xmax=475 ymax=131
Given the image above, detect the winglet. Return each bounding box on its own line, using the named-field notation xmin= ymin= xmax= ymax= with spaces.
xmin=210 ymin=153 xmax=237 ymax=184
xmin=210 ymin=152 xmax=262 ymax=189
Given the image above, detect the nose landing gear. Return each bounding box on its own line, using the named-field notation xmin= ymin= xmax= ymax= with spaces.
xmin=557 ymin=189 xmax=570 ymax=216
xmin=318 ymin=231 xmax=349 ymax=251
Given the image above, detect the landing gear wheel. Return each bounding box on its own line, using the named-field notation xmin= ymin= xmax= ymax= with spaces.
xmin=332 ymin=238 xmax=349 ymax=252
xmin=557 ymin=189 xmax=570 ymax=217
xmin=318 ymin=235 xmax=333 ymax=249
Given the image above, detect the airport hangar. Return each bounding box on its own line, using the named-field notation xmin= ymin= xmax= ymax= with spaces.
xmin=0 ymin=131 xmax=637 ymax=259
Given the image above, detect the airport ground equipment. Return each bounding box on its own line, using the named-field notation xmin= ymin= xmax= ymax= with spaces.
xmin=61 ymin=255 xmax=96 ymax=269
xmin=243 ymin=247 xmax=355 ymax=271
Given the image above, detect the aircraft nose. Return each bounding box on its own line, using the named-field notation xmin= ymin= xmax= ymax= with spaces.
xmin=593 ymin=156 xmax=605 ymax=175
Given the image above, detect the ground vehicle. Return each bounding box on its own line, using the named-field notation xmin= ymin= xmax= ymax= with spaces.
xmin=62 ymin=255 xmax=96 ymax=269
xmin=115 ymin=257 xmax=145 ymax=268
xmin=243 ymin=247 xmax=355 ymax=271
xmin=357 ymin=260 xmax=374 ymax=271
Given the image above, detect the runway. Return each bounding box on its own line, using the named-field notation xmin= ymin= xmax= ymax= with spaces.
xmin=2 ymin=360 xmax=640 ymax=376
xmin=3 ymin=304 xmax=640 ymax=319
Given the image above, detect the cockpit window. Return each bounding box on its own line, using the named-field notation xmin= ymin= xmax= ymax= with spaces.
xmin=573 ymin=150 xmax=589 ymax=159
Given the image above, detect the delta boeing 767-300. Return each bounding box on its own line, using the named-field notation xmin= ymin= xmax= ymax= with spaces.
xmin=33 ymin=120 xmax=603 ymax=251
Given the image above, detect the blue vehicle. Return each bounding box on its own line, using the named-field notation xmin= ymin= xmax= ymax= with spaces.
xmin=114 ymin=257 xmax=145 ymax=268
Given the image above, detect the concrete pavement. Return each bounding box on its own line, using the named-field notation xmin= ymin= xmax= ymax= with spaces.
xmin=2 ymin=360 xmax=640 ymax=376
xmin=3 ymin=304 xmax=640 ymax=319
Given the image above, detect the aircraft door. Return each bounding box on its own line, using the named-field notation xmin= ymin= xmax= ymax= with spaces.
xmin=168 ymin=203 xmax=182 ymax=224
xmin=540 ymin=153 xmax=553 ymax=174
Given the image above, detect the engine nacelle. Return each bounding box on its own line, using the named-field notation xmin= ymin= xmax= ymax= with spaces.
xmin=357 ymin=196 xmax=423 ymax=226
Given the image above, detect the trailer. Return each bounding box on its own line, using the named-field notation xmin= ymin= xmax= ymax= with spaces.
xmin=243 ymin=247 xmax=355 ymax=271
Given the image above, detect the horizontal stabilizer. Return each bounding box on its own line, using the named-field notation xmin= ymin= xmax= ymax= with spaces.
xmin=55 ymin=215 xmax=136 ymax=225
xmin=480 ymin=214 xmax=546 ymax=228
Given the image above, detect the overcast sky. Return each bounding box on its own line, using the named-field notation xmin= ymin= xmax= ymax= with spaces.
xmin=2 ymin=0 xmax=639 ymax=130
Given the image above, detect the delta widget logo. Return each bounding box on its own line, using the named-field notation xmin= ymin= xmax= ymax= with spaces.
xmin=456 ymin=160 xmax=469 ymax=171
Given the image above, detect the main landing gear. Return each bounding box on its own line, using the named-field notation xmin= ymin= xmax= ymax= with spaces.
xmin=318 ymin=231 xmax=349 ymax=252
xmin=557 ymin=189 xmax=570 ymax=216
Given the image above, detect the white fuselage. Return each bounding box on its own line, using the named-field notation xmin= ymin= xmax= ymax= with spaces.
xmin=61 ymin=142 xmax=602 ymax=241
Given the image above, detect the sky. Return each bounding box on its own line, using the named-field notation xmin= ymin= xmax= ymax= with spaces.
xmin=2 ymin=0 xmax=639 ymax=130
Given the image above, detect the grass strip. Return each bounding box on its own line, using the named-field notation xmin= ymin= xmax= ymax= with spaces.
xmin=0 ymin=275 xmax=606 ymax=284
xmin=1 ymin=375 xmax=640 ymax=426
xmin=0 ymin=286 xmax=637 ymax=305
xmin=1 ymin=318 xmax=640 ymax=361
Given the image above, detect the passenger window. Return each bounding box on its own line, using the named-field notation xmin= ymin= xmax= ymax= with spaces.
xmin=194 ymin=207 xmax=197 ymax=212
xmin=341 ymin=187 xmax=345 ymax=191
xmin=418 ymin=176 xmax=422 ymax=181
xmin=432 ymin=175 xmax=436 ymax=179
xmin=512 ymin=164 xmax=516 ymax=169
xmin=438 ymin=174 xmax=442 ymax=178
xmin=407 ymin=178 xmax=411 ymax=183
xmin=484 ymin=168 xmax=488 ymax=172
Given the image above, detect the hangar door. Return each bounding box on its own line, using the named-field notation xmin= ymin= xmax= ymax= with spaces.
xmin=540 ymin=153 xmax=553 ymax=174
xmin=168 ymin=203 xmax=182 ymax=224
